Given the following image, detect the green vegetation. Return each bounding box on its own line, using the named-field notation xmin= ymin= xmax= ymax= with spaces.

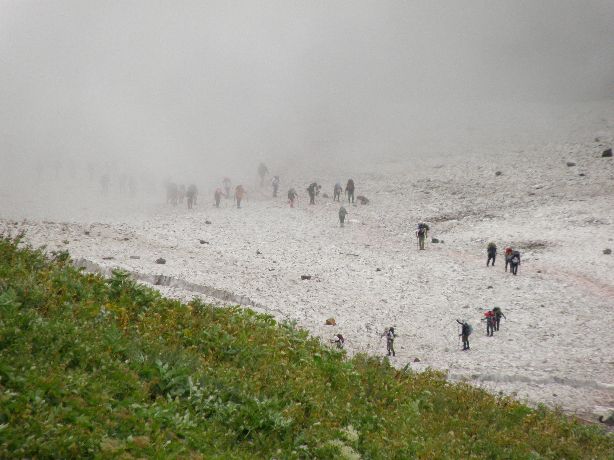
xmin=0 ymin=235 xmax=612 ymax=459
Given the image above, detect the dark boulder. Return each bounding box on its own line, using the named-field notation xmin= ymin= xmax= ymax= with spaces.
xmin=155 ymin=258 xmax=166 ymax=264
xmin=602 ymin=148 xmax=612 ymax=157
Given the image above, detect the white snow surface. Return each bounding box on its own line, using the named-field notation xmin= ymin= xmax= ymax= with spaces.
xmin=2 ymin=113 xmax=614 ymax=422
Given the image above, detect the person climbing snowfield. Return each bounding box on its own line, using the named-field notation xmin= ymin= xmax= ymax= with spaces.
xmin=416 ymin=223 xmax=429 ymax=250
xmin=510 ymin=250 xmax=521 ymax=275
xmin=487 ymin=242 xmax=497 ymax=266
xmin=382 ymin=327 xmax=397 ymax=357
xmin=287 ymin=188 xmax=298 ymax=208
xmin=456 ymin=319 xmax=472 ymax=350
xmin=345 ymin=179 xmax=355 ymax=204
xmin=339 ymin=206 xmax=348 ymax=227
xmin=234 ymin=185 xmax=247 ymax=208
xmin=493 ymin=307 xmax=506 ymax=331
xmin=504 ymin=247 xmax=513 ymax=272
xmin=334 ymin=182 xmax=343 ymax=202
xmin=307 ymin=182 xmax=319 ymax=205
xmin=482 ymin=309 xmax=495 ymax=336
xmin=258 ymin=162 xmax=269 ymax=187
xmin=330 ymin=334 xmax=345 ymax=349
xmin=186 ymin=184 xmax=198 ymax=209
xmin=271 ymin=176 xmax=280 ymax=197
xmin=214 ymin=188 xmax=223 ymax=208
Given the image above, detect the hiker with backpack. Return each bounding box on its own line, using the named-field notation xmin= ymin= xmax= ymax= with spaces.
xmin=234 ymin=185 xmax=247 ymax=209
xmin=493 ymin=307 xmax=506 ymax=331
xmin=330 ymin=334 xmax=345 ymax=349
xmin=456 ymin=319 xmax=472 ymax=350
xmin=487 ymin=242 xmax=497 ymax=267
xmin=381 ymin=327 xmax=397 ymax=357
xmin=416 ymin=223 xmax=429 ymax=250
xmin=339 ymin=206 xmax=348 ymax=227
xmin=504 ymin=247 xmax=513 ymax=272
xmin=214 ymin=188 xmax=223 ymax=208
xmin=307 ymin=182 xmax=318 ymax=205
xmin=345 ymin=179 xmax=355 ymax=204
xmin=334 ymin=182 xmax=343 ymax=201
xmin=287 ymin=188 xmax=298 ymax=208
xmin=482 ymin=309 xmax=495 ymax=336
xmin=271 ymin=176 xmax=280 ymax=197
xmin=510 ymin=250 xmax=521 ymax=275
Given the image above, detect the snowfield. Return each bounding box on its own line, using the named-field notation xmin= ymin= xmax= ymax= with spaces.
xmin=2 ymin=111 xmax=613 ymax=423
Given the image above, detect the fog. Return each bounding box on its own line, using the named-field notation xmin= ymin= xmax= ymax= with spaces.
xmin=1 ymin=1 xmax=613 ymax=218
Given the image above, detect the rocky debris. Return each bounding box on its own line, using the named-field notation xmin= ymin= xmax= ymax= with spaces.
xmin=376 ymin=268 xmax=382 ymax=272
xmin=256 ymin=250 xmax=262 ymax=255
xmin=84 ymin=231 xmax=90 ymax=236
xmin=102 ymin=256 xmax=114 ymax=260
xmin=301 ymin=275 xmax=312 ymax=280
xmin=603 ymin=248 xmax=612 ymax=255
xmin=578 ymin=173 xmax=585 ymax=177
xmin=431 ymin=238 xmax=440 ymax=243
xmin=325 ymin=318 xmax=336 ymax=326
xmin=356 ymin=195 xmax=370 ymax=205
xmin=205 ymin=220 xmax=212 ymax=225
xmin=155 ymin=258 xmax=166 ymax=264
xmin=413 ymin=358 xmax=421 ymax=363
xmin=130 ymin=255 xmax=140 ymax=260
xmin=62 ymin=240 xmax=69 ymax=244
xmin=602 ymin=148 xmax=612 ymax=157
xmin=322 ymin=193 xmax=329 ymax=198
xmin=566 ymin=162 xmax=576 ymax=167
xmin=495 ymin=171 xmax=502 ymax=176
xmin=599 ymin=413 xmax=614 ymax=426
xmin=487 ymin=285 xmax=493 ymax=289
xmin=199 ymin=240 xmax=209 ymax=244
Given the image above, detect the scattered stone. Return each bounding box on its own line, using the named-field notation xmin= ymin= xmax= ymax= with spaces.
xmin=376 ymin=268 xmax=382 ymax=272
xmin=155 ymin=258 xmax=166 ymax=264
xmin=322 ymin=193 xmax=329 ymax=198
xmin=431 ymin=238 xmax=440 ymax=243
xmin=199 ymin=240 xmax=209 ymax=244
xmin=123 ymin=237 xmax=130 ymax=241
xmin=325 ymin=318 xmax=336 ymax=326
xmin=602 ymin=148 xmax=612 ymax=158
xmin=102 ymin=256 xmax=114 ymax=260
xmin=62 ymin=240 xmax=69 ymax=245
xmin=413 ymin=357 xmax=421 ymax=363
xmin=537 ymin=270 xmax=542 ymax=273
xmin=495 ymin=171 xmax=502 ymax=176
xmin=578 ymin=173 xmax=585 ymax=177
xmin=599 ymin=413 xmax=614 ymax=426
xmin=356 ymin=195 xmax=370 ymax=205
xmin=603 ymin=248 xmax=612 ymax=255
xmin=205 ymin=220 xmax=212 ymax=225
xmin=566 ymin=162 xmax=576 ymax=167
xmin=487 ymin=285 xmax=493 ymax=289
xmin=84 ymin=231 xmax=90 ymax=236
xmin=301 ymin=275 xmax=312 ymax=280
xmin=130 ymin=255 xmax=140 ymax=260
xmin=256 ymin=250 xmax=262 ymax=255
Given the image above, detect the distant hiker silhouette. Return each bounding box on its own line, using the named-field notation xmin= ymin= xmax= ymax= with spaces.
xmin=493 ymin=307 xmax=506 ymax=331
xmin=287 ymin=188 xmax=298 ymax=208
xmin=487 ymin=242 xmax=497 ymax=267
xmin=504 ymin=247 xmax=513 ymax=272
xmin=482 ymin=309 xmax=495 ymax=336
xmin=330 ymin=334 xmax=345 ymax=349
xmin=234 ymin=185 xmax=247 ymax=208
xmin=307 ymin=182 xmax=318 ymax=205
xmin=456 ymin=319 xmax=472 ymax=350
xmin=382 ymin=327 xmax=397 ymax=356
xmin=222 ymin=177 xmax=231 ymax=198
xmin=214 ymin=188 xmax=223 ymax=208
xmin=416 ymin=223 xmax=429 ymax=250
xmin=345 ymin=179 xmax=355 ymax=204
xmin=334 ymin=182 xmax=343 ymax=202
xmin=186 ymin=184 xmax=198 ymax=209
xmin=271 ymin=176 xmax=280 ymax=197
xmin=339 ymin=206 xmax=348 ymax=227
xmin=509 ymin=250 xmax=521 ymax=275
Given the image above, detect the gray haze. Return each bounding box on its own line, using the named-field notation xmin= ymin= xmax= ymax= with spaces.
xmin=1 ymin=1 xmax=613 ymax=218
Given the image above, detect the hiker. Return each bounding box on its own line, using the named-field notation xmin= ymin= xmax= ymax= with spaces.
xmin=493 ymin=307 xmax=506 ymax=331
xmin=416 ymin=223 xmax=429 ymax=250
xmin=510 ymin=250 xmax=521 ymax=275
xmin=334 ymin=182 xmax=343 ymax=201
xmin=382 ymin=327 xmax=397 ymax=357
xmin=339 ymin=206 xmax=348 ymax=227
xmin=345 ymin=179 xmax=355 ymax=204
xmin=186 ymin=184 xmax=198 ymax=209
xmin=234 ymin=185 xmax=247 ymax=209
xmin=166 ymin=182 xmax=178 ymax=206
xmin=271 ymin=176 xmax=280 ymax=197
xmin=307 ymin=182 xmax=318 ymax=205
xmin=330 ymin=334 xmax=345 ymax=349
xmin=222 ymin=177 xmax=232 ymax=198
xmin=287 ymin=188 xmax=298 ymax=208
xmin=456 ymin=319 xmax=472 ymax=350
xmin=504 ymin=247 xmax=513 ymax=272
xmin=482 ymin=309 xmax=495 ymax=336
xmin=258 ymin=162 xmax=269 ymax=187
xmin=487 ymin=242 xmax=497 ymax=266
xmin=214 ymin=188 xmax=223 ymax=208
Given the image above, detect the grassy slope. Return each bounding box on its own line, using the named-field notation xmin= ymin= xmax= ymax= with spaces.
xmin=0 ymin=236 xmax=612 ymax=459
